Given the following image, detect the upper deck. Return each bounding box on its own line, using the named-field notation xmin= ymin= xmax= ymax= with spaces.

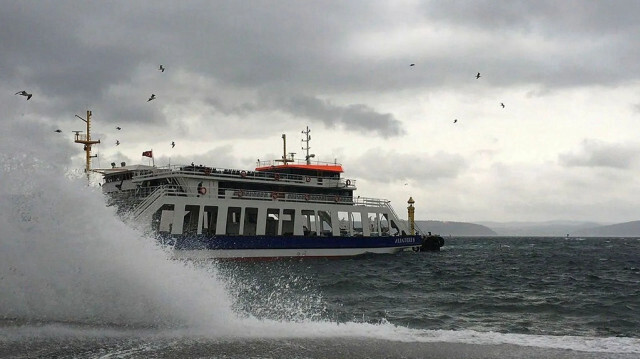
xmin=255 ymin=159 xmax=343 ymax=177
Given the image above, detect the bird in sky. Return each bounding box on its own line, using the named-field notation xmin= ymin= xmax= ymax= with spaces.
xmin=476 ymin=72 xmax=481 ymax=79
xmin=54 ymin=129 xmax=62 ymax=133
xmin=410 ymin=63 xmax=415 ymax=67
xmin=148 ymin=94 xmax=156 ymax=102
xmin=15 ymin=90 xmax=32 ymax=100
xmin=116 ymin=140 xmax=120 ymax=146
xmin=159 ymin=65 xmax=165 ymax=72
xmin=454 ymin=119 xmax=458 ymax=123
xmin=171 ymin=141 xmax=175 ymax=148
xmin=501 ymin=102 xmax=505 ymax=108
xmin=116 ymin=126 xmax=122 ymax=130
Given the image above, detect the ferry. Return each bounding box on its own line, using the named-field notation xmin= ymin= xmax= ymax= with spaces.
xmin=96 ymin=127 xmax=434 ymax=259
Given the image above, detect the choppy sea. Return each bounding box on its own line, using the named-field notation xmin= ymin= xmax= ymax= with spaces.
xmin=1 ymin=155 xmax=639 ymax=358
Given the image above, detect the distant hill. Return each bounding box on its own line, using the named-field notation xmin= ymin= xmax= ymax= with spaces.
xmin=573 ymin=220 xmax=640 ymax=237
xmin=479 ymin=221 xmax=605 ymax=237
xmin=416 ymin=220 xmax=497 ymax=236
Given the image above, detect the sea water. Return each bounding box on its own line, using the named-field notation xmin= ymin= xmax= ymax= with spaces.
xmin=1 ymin=126 xmax=639 ymax=358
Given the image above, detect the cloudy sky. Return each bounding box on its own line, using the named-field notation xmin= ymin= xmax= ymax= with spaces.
xmin=3 ymin=1 xmax=640 ymax=223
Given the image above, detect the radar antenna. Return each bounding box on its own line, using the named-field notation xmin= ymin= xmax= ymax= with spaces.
xmin=301 ymin=126 xmax=315 ymax=165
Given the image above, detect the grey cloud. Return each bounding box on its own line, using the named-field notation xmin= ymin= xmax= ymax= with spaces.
xmin=273 ymin=95 xmax=405 ymax=138
xmin=421 ymin=1 xmax=640 ymax=88
xmin=558 ymin=139 xmax=640 ymax=169
xmin=348 ymin=149 xmax=466 ymax=183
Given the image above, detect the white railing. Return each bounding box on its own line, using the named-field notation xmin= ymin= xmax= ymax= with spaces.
xmin=131 ymin=164 xmax=357 ymax=188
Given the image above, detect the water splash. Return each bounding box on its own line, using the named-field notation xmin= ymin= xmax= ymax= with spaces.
xmin=0 ymin=123 xmax=236 ymax=331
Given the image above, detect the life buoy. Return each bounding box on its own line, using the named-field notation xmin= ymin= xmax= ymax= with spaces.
xmin=305 ymin=176 xmax=311 ymax=182
xmin=240 ymin=170 xmax=247 ymax=177
xmin=274 ymin=173 xmax=280 ymax=181
xmin=334 ymin=195 xmax=340 ymax=202
xmin=204 ymin=168 xmax=211 ymax=175
xmin=271 ymin=192 xmax=278 ymax=200
xmin=236 ymin=190 xmax=245 ymax=197
xmin=345 ymin=179 xmax=351 ymax=186
xmin=304 ymin=194 xmax=310 ymax=201
xmin=198 ymin=187 xmax=207 ymax=195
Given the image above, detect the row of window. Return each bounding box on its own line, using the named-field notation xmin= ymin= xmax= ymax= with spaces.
xmin=154 ymin=204 xmax=401 ymax=237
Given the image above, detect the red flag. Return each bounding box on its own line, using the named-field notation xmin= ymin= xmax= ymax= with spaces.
xmin=142 ymin=150 xmax=153 ymax=158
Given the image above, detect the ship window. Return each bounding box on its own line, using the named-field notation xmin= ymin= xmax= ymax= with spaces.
xmin=368 ymin=213 xmax=380 ymax=236
xmin=203 ymin=206 xmax=218 ymax=235
xmin=243 ymin=207 xmax=258 ymax=236
xmin=318 ymin=210 xmax=333 ymax=236
xmin=153 ymin=204 xmax=175 ymax=233
xmin=183 ymin=205 xmax=200 ymax=235
xmin=281 ymin=209 xmax=295 ymax=236
xmin=380 ymin=213 xmax=390 ymax=236
xmin=265 ymin=208 xmax=280 ymax=236
xmin=390 ymin=219 xmax=400 ymax=235
xmin=226 ymin=207 xmax=241 ymax=235
xmin=351 ymin=212 xmax=363 ymax=236
xmin=337 ymin=211 xmax=350 ymax=236
xmin=301 ymin=209 xmax=317 ymax=236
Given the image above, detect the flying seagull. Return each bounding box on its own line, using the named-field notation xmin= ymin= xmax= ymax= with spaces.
xmin=501 ymin=102 xmax=505 ymax=108
xmin=116 ymin=126 xmax=121 ymax=130
xmin=148 ymin=94 xmax=156 ymax=102
xmin=54 ymin=129 xmax=62 ymax=133
xmin=410 ymin=63 xmax=415 ymax=67
xmin=171 ymin=141 xmax=175 ymax=148
xmin=454 ymin=119 xmax=458 ymax=123
xmin=159 ymin=65 xmax=165 ymax=72
xmin=15 ymin=90 xmax=32 ymax=100
xmin=476 ymin=72 xmax=481 ymax=79
xmin=116 ymin=140 xmax=120 ymax=146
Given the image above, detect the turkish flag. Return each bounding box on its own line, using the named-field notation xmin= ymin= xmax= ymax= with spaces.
xmin=142 ymin=150 xmax=153 ymax=158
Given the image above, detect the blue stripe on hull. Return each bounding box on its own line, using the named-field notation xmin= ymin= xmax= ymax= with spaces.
xmin=170 ymin=234 xmax=422 ymax=250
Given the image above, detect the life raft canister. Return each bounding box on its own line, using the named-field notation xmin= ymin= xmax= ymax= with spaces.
xmin=274 ymin=173 xmax=280 ymax=181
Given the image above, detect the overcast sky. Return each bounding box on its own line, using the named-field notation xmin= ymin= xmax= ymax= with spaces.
xmin=3 ymin=1 xmax=640 ymax=223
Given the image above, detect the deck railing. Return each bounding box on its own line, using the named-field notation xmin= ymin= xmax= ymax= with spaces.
xmin=127 ymin=184 xmax=390 ymax=207
xmin=131 ymin=164 xmax=357 ymax=188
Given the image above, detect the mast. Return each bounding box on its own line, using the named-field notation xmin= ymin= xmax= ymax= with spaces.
xmin=74 ymin=110 xmax=101 ymax=181
xmin=301 ymin=126 xmax=314 ymax=165
xmin=277 ymin=134 xmax=294 ymax=164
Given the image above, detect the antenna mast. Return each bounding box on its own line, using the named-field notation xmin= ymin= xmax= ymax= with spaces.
xmin=301 ymin=126 xmax=314 ymax=164
xmin=74 ymin=110 xmax=101 ymax=181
